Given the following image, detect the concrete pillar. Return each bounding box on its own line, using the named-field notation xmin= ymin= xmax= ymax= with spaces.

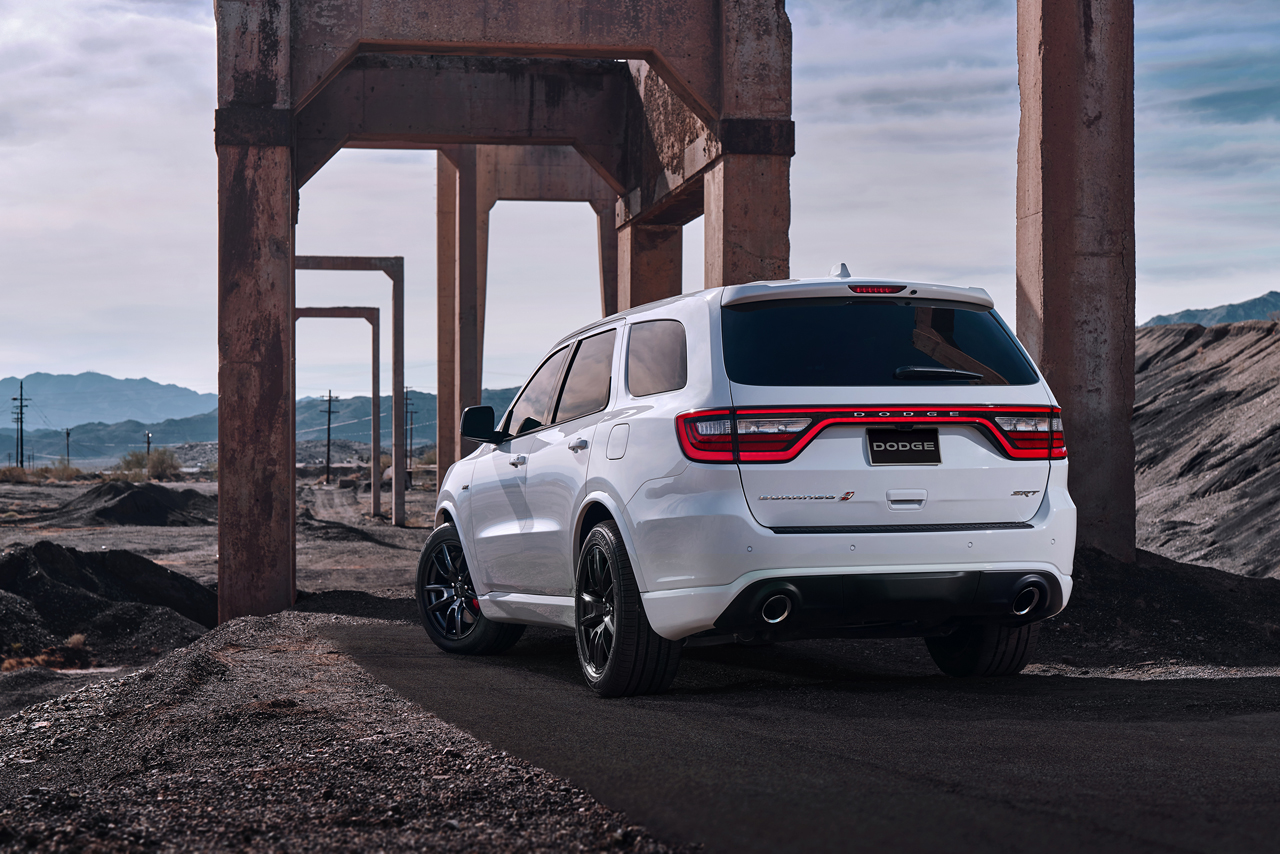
xmin=436 ymin=153 xmax=458 ymax=477
xmin=704 ymin=154 xmax=791 ymax=288
xmin=217 ymin=147 xmax=295 ymax=622
xmin=389 ymin=262 xmax=405 ymax=525
xmin=618 ymin=223 xmax=682 ymax=310
xmin=369 ymin=312 xmax=381 ymax=518
xmin=591 ymin=200 xmax=620 ymax=316
xmin=1016 ymin=0 xmax=1135 ymax=561
xmin=454 ymin=146 xmax=484 ymax=460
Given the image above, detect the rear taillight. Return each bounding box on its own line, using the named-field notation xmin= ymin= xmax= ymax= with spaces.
xmin=994 ymin=408 xmax=1067 ymax=459
xmin=676 ymin=411 xmax=735 ymax=461
xmin=677 ymin=406 xmax=1066 ymax=463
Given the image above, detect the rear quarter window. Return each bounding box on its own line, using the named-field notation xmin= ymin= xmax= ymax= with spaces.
xmin=627 ymin=320 xmax=688 ymax=397
xmin=721 ymin=298 xmax=1039 ymax=386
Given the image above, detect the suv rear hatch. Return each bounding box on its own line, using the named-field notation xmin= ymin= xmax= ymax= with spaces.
xmin=692 ymin=281 xmax=1063 ymax=531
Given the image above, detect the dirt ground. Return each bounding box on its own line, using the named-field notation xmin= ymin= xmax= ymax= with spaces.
xmin=4 ymin=479 xmax=1280 ymax=851
xmin=0 ymin=477 xmax=437 ymax=593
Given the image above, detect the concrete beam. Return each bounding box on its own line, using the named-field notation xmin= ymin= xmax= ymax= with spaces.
xmin=436 ymin=154 xmax=459 ymax=478
xmin=295 ymin=55 xmax=630 ymax=190
xmin=294 ymin=307 xmax=382 ymax=519
xmin=1016 ymin=0 xmax=1136 ymax=560
xmin=295 ymin=255 xmax=407 ymax=526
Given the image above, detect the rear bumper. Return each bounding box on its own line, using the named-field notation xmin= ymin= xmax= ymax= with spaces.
xmin=642 ymin=562 xmax=1072 ymax=641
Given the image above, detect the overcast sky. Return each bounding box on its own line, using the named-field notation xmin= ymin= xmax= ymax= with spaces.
xmin=0 ymin=0 xmax=1276 ymax=400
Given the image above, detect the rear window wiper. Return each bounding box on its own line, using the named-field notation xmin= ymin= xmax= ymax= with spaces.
xmin=893 ymin=365 xmax=984 ymax=382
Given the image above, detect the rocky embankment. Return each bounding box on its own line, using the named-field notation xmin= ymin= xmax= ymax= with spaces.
xmin=1135 ymin=321 xmax=1280 ymax=577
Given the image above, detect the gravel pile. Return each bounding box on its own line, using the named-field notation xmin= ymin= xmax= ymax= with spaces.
xmin=29 ymin=482 xmax=217 ymax=528
xmin=0 ymin=613 xmax=695 ymax=853
xmin=0 ymin=541 xmax=213 ymax=677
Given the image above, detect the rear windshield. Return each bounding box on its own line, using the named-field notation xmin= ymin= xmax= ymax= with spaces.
xmin=721 ymin=298 xmax=1039 ymax=386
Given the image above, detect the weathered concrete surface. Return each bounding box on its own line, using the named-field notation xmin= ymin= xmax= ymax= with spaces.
xmin=436 ymin=155 xmax=459 ymax=477
xmin=1016 ymin=0 xmax=1136 ymax=561
xmin=216 ymin=144 xmax=295 ymax=623
xmin=619 ymin=224 xmax=683 ymax=310
xmin=704 ymin=154 xmax=791 ymax=288
xmin=294 ymin=307 xmax=381 ymax=518
xmin=295 ymin=56 xmax=631 ymax=189
xmin=295 ymin=255 xmax=407 ymax=526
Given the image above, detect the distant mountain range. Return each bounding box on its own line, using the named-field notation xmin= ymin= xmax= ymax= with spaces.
xmin=1141 ymin=291 xmax=1280 ymax=327
xmin=0 ymin=372 xmax=219 ymax=428
xmin=0 ymin=387 xmax=519 ymax=467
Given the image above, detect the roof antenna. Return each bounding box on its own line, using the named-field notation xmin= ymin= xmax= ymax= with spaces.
xmin=829 ymin=262 xmax=851 ymax=278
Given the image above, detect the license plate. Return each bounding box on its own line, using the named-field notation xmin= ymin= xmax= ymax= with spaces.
xmin=867 ymin=428 xmax=941 ymax=466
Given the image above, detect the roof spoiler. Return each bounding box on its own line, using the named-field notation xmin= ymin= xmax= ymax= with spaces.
xmin=720 ymin=278 xmax=995 ymax=310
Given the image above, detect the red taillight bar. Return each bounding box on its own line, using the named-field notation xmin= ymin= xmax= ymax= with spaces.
xmin=848 ymin=284 xmax=907 ymax=294
xmin=676 ymin=405 xmax=1067 ymax=464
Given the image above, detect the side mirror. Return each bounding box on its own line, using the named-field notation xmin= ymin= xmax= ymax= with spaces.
xmin=460 ymin=405 xmax=507 ymax=444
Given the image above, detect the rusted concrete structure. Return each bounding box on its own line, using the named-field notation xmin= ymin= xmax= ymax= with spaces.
xmin=435 ymin=144 xmax=618 ymax=473
xmin=295 ymin=255 xmax=406 ymax=526
xmin=294 ymin=306 xmax=382 ymax=516
xmin=216 ymin=0 xmax=795 ymax=620
xmin=1016 ymin=0 xmax=1136 ymax=561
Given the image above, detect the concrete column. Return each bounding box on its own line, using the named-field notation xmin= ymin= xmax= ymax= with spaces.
xmin=369 ymin=313 xmax=381 ymax=518
xmin=436 ymin=152 xmax=458 ymax=477
xmin=389 ymin=262 xmax=405 ymax=526
xmin=216 ymin=145 xmax=295 ymax=621
xmin=1016 ymin=0 xmax=1135 ymax=561
xmin=704 ymin=154 xmax=790 ymax=288
xmin=454 ymin=145 xmax=483 ymax=459
xmin=618 ymin=223 xmax=682 ymax=310
xmin=591 ymin=200 xmax=620 ymax=316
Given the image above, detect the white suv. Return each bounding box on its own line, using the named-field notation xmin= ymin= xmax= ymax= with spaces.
xmin=415 ymin=273 xmax=1075 ymax=696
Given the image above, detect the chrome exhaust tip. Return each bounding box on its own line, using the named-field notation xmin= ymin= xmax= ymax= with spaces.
xmin=761 ymin=594 xmax=792 ymax=624
xmin=1011 ymin=576 xmax=1049 ymax=616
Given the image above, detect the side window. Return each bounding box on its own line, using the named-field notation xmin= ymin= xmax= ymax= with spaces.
xmin=554 ymin=329 xmax=617 ymax=424
xmin=627 ymin=320 xmax=687 ymax=397
xmin=505 ymin=346 xmax=570 ymax=435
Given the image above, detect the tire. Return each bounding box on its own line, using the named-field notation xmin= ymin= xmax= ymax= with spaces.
xmin=416 ymin=523 xmax=524 ymax=655
xmin=575 ymin=520 xmax=681 ymax=697
xmin=925 ymin=622 xmax=1040 ymax=677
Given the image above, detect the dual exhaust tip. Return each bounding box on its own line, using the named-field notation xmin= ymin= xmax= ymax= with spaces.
xmin=755 ymin=575 xmax=1049 ymax=624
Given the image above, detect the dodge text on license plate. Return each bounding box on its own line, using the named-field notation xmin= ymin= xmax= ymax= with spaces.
xmin=866 ymin=428 xmax=942 ymax=466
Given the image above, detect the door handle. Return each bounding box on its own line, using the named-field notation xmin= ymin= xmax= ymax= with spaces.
xmin=568 ymin=438 xmax=589 ymax=453
xmin=509 ymin=454 xmax=527 ymax=468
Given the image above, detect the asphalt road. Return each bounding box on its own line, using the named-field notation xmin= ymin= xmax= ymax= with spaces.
xmin=321 ymin=623 xmax=1280 ymax=854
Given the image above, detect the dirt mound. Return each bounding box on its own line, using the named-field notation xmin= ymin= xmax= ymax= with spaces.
xmin=1135 ymin=321 xmax=1280 ymax=576
xmin=41 ymin=481 xmax=217 ymax=527
xmin=0 ymin=541 xmax=213 ymax=668
xmin=1038 ymin=547 xmax=1280 ymax=667
xmin=293 ymin=589 xmax=418 ymax=622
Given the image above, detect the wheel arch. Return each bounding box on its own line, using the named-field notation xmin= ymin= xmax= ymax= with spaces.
xmin=574 ymin=492 xmax=648 ymax=591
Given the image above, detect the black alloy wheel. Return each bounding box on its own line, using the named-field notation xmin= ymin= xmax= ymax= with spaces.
xmin=577 ymin=541 xmax=617 ymax=679
xmin=416 ymin=524 xmax=524 ymax=655
xmin=574 ymin=520 xmax=681 ymax=697
xmin=421 ymin=538 xmax=480 ymax=641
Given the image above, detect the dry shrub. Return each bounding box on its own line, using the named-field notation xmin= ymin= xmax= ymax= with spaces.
xmin=1 ymin=635 xmax=95 ymax=671
xmin=116 ymin=447 xmax=182 ymax=480
xmin=415 ymin=448 xmax=437 ymax=466
xmin=41 ymin=458 xmax=85 ymax=481
xmin=0 ymin=466 xmax=29 ymax=484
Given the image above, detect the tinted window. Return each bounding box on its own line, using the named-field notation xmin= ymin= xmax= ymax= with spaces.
xmin=722 ymin=298 xmax=1038 ymax=386
xmin=627 ymin=320 xmax=688 ymax=397
xmin=506 ymin=346 xmax=570 ymax=434
xmin=555 ymin=330 xmax=616 ymax=423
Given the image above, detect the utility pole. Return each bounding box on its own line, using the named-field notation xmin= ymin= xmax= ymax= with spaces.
xmin=324 ymin=390 xmax=337 ymax=485
xmin=146 ymin=431 xmax=153 ymax=462
xmin=405 ymin=388 xmax=416 ymax=471
xmin=65 ymin=428 xmax=71 ymax=465
xmin=11 ymin=380 xmax=28 ymax=469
